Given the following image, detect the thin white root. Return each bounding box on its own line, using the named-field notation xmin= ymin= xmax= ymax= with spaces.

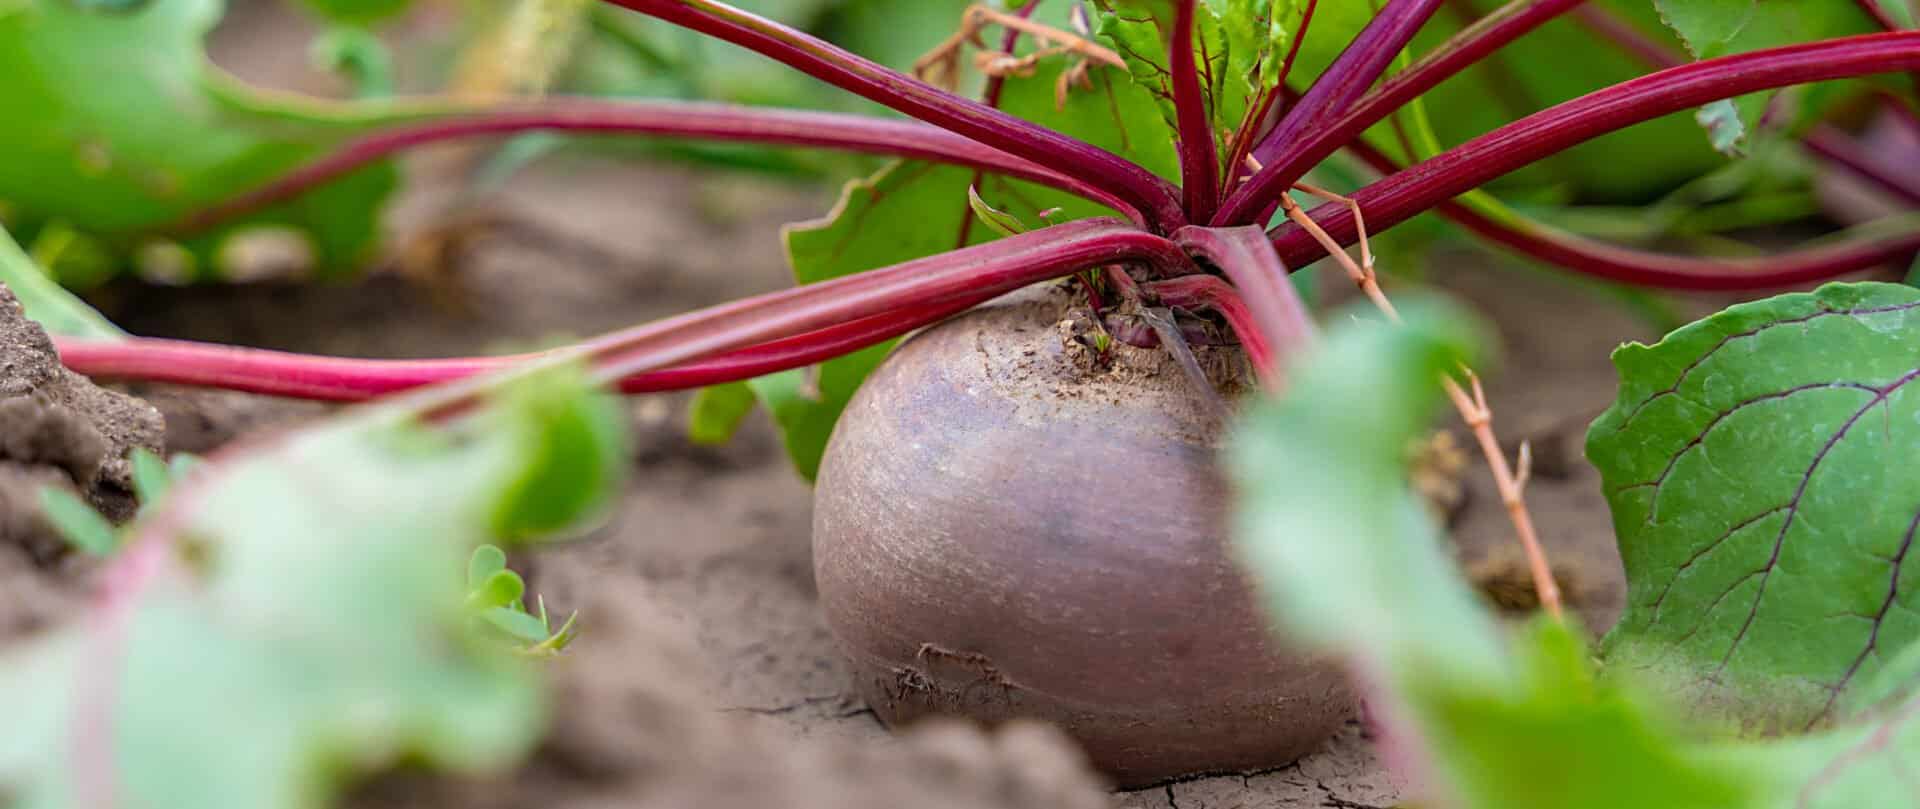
xmin=1278 ymin=189 xmax=1563 ymax=619
xmin=1289 ymin=182 xmax=1375 ymax=281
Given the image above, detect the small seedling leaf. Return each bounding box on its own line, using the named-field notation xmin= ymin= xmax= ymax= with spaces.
xmin=129 ymin=448 xmax=174 ymax=505
xmin=967 ymin=185 xmax=1029 ymax=237
xmin=310 ymin=25 xmax=396 ymax=97
xmin=533 ymin=607 xmax=581 ymax=654
xmin=37 ymin=486 xmax=119 ymax=556
xmin=483 ymin=605 xmax=554 ymax=644
xmin=468 ymin=544 xmax=510 ymax=590
xmin=1590 ymin=282 xmax=1920 ymax=731
xmin=468 ymin=570 xmax=527 ymax=612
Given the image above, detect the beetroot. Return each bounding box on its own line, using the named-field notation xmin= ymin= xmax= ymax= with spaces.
xmin=812 ymin=287 xmax=1352 ymax=786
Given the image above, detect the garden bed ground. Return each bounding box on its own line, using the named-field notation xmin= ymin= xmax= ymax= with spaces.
xmin=0 ymin=2 xmax=1710 ymax=805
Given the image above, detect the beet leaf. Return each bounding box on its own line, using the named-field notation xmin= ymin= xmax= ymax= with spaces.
xmin=1591 ymin=282 xmax=1920 ymax=731
xmin=0 ymin=0 xmax=483 ymax=281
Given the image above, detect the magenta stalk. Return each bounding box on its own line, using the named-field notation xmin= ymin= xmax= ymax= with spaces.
xmin=1804 ymin=125 xmax=1920 ymax=206
xmin=1170 ymin=0 xmax=1223 ymax=222
xmin=1328 ymin=137 xmax=1920 ymax=291
xmin=1442 ymin=200 xmax=1920 ymax=290
xmin=1215 ymin=0 xmax=1583 ymax=225
xmin=1572 ymin=4 xmax=1920 ymax=209
xmin=69 ymin=220 xmax=1193 ymax=403
xmin=582 ymin=219 xmax=1194 ymax=384
xmin=56 ymin=297 xmax=986 ymax=401
xmin=1217 ymin=0 xmax=1444 ymax=225
xmin=602 ymin=0 xmax=1187 ymax=230
xmin=1144 ymin=273 xmax=1276 ymax=386
xmin=1175 ymin=225 xmax=1315 ymax=386
xmin=1265 ymin=32 xmax=1920 ymax=279
xmin=179 ymin=99 xmax=1144 ymax=233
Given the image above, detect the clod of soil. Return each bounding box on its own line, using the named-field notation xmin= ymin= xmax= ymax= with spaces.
xmin=813 ymin=284 xmax=1354 ymax=788
xmin=0 ymin=282 xmax=165 ymax=561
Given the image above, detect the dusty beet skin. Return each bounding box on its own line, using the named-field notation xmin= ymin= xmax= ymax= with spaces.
xmin=813 ymin=284 xmax=1354 ymax=787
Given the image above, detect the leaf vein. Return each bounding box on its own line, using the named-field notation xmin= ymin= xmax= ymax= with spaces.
xmin=1814 ymin=506 xmax=1920 ymax=726
xmin=1611 ymin=302 xmax=1920 ymax=435
xmin=1711 ymin=368 xmax=1920 ymax=680
xmin=1647 ymin=504 xmax=1789 ymax=622
xmin=1618 ymin=381 xmax=1879 ymax=522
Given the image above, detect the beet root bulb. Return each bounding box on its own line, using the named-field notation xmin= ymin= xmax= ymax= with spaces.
xmin=812 ymin=287 xmax=1353 ymax=787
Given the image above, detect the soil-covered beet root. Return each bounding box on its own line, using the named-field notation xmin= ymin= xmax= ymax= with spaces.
xmin=812 ymin=285 xmax=1354 ymax=787
xmin=0 ymin=282 xmax=164 ymax=560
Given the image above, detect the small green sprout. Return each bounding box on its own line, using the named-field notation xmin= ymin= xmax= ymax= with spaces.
xmin=466 ymin=544 xmax=580 ymax=657
xmin=39 ymin=448 xmax=199 ymax=556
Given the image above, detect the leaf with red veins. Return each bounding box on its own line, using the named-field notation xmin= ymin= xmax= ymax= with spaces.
xmin=1590 ymin=282 xmax=1920 ymax=732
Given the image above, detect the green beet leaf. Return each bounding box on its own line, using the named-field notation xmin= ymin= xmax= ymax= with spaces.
xmin=0 ymin=0 xmax=437 ymax=281
xmin=0 ymin=365 xmax=625 ymax=809
xmin=36 ymin=487 xmax=120 ymax=557
xmin=1590 ymin=282 xmax=1920 ymax=732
